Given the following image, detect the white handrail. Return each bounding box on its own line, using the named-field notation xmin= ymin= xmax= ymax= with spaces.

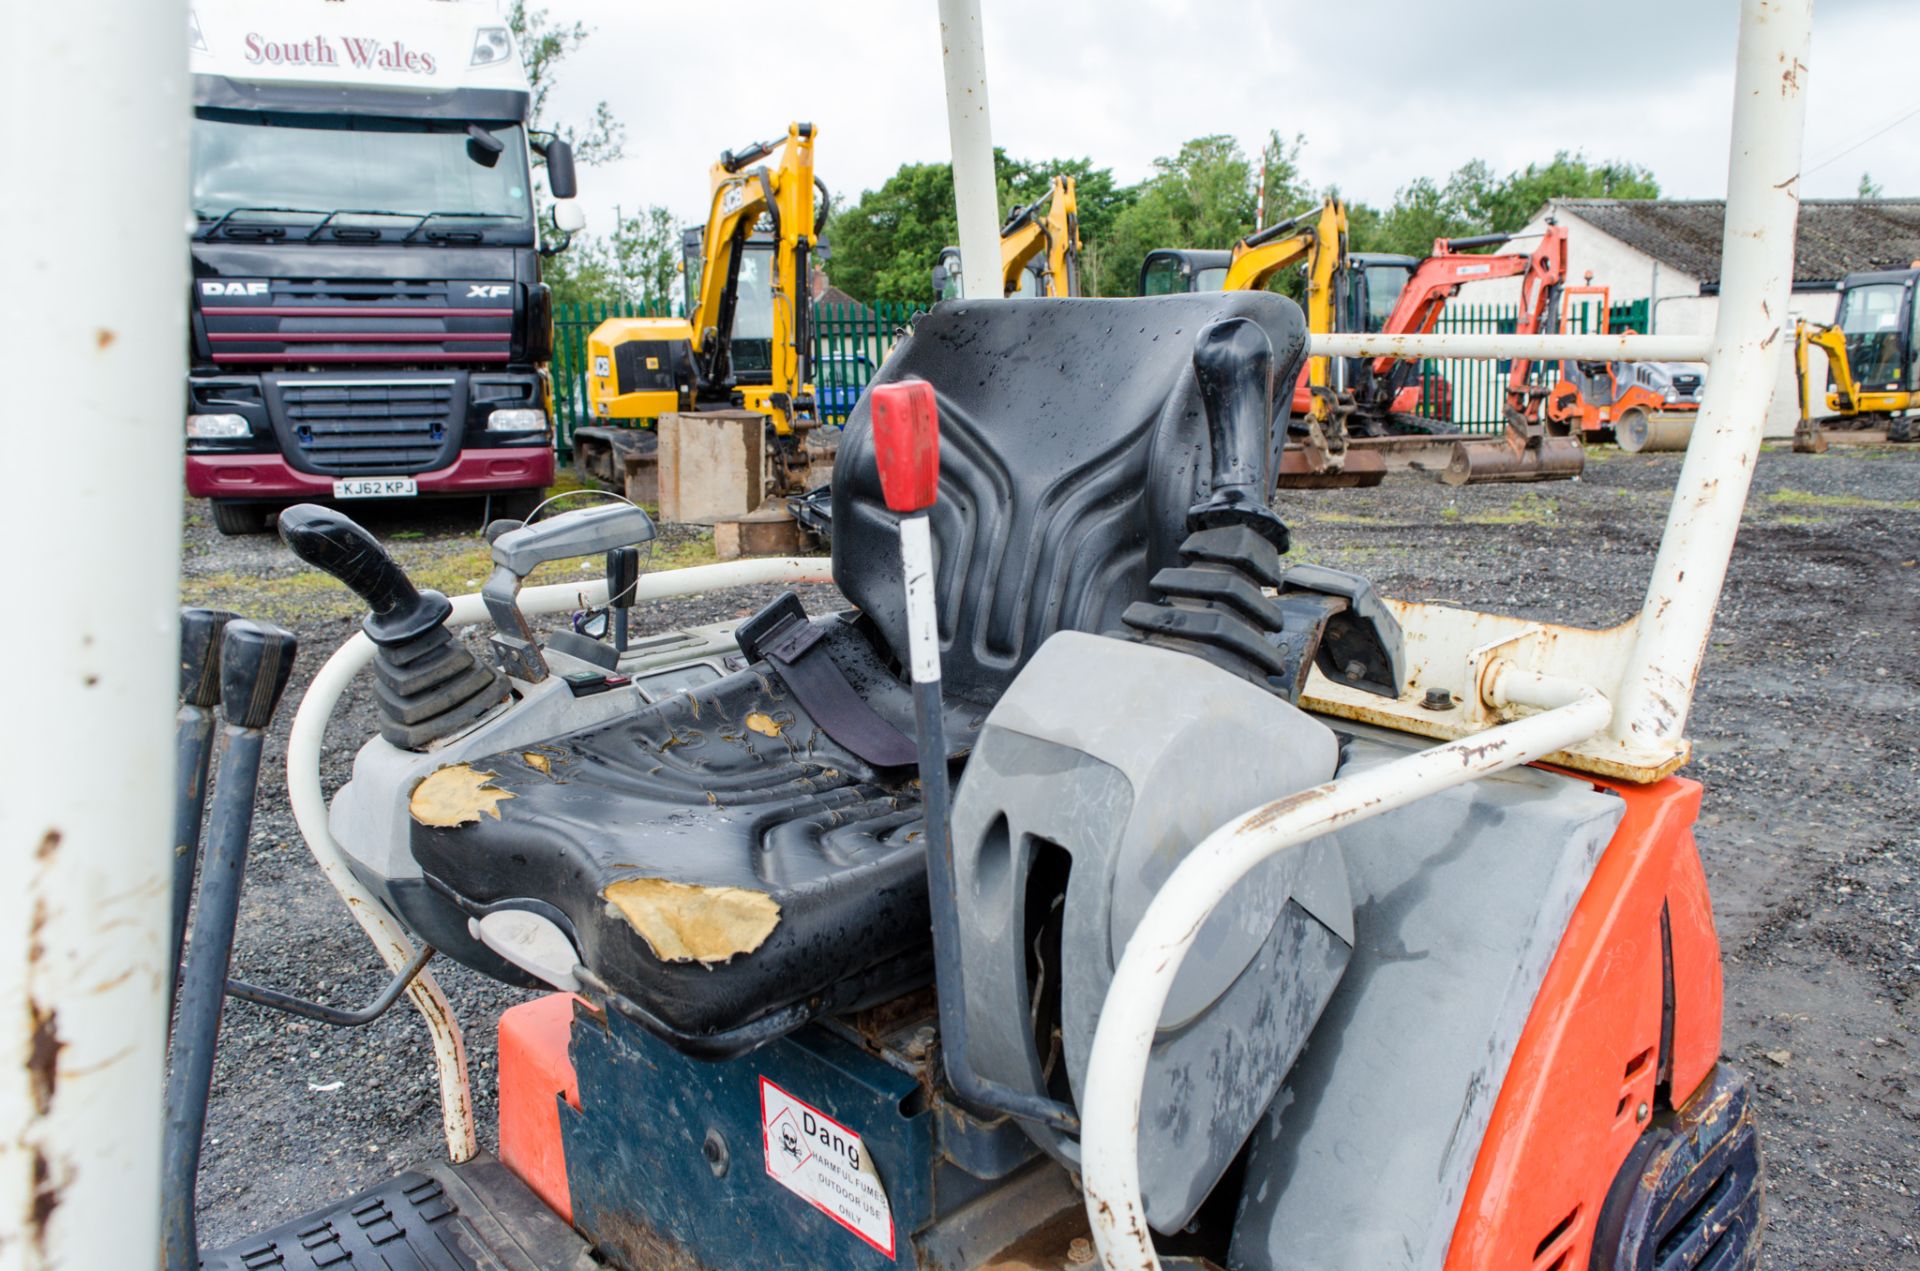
xmin=1080 ymin=670 xmax=1612 ymax=1269
xmin=286 ymin=557 xmax=832 ymax=1159
xmin=1309 ymin=331 xmax=1710 ymax=362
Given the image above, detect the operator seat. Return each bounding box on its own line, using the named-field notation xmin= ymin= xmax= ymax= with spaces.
xmin=409 ymin=293 xmax=1309 ymax=1055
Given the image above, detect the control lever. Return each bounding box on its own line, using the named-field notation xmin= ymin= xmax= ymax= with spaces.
xmin=163 ymin=619 xmax=298 ymax=1271
xmin=482 ymin=501 xmax=655 ymax=682
xmin=606 ymin=545 xmax=642 ymax=654
xmin=869 ymin=378 xmax=1080 ymax=1136
xmin=278 ymin=504 xmax=505 ymax=749
xmin=1188 ymin=317 xmax=1291 ymax=551
xmin=169 ymin=607 xmax=235 ymax=1018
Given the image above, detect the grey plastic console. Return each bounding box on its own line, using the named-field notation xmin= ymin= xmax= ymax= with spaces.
xmin=947 ymin=630 xmax=1353 ymax=1231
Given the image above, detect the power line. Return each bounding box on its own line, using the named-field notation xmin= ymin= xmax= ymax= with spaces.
xmin=1803 ymin=101 xmax=1920 ymax=178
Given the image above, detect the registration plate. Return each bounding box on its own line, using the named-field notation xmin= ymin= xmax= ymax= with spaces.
xmin=332 ymin=477 xmax=418 ymax=499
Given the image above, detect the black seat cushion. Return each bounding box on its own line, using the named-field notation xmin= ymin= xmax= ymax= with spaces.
xmin=411 ymin=615 xmax=987 ymax=1045
xmin=410 ymin=293 xmax=1309 ymax=1049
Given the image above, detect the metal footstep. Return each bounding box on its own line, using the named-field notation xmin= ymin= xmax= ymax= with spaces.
xmin=199 ymin=1154 xmax=593 ymax=1271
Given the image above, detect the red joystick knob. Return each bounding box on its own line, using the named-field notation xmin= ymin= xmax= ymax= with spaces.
xmin=869 ymin=379 xmax=941 ymax=513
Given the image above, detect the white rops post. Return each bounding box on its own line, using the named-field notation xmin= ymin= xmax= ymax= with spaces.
xmin=927 ymin=1 xmax=1812 ymax=1267
xmin=2 ymin=2 xmax=191 ymax=1266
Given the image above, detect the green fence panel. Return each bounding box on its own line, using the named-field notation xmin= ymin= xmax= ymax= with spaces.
xmin=810 ymin=298 xmax=930 ymax=425
xmin=550 ymin=299 xmax=669 ymax=460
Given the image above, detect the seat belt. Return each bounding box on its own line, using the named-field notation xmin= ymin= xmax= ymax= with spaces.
xmin=735 ymin=594 xmax=919 ymax=770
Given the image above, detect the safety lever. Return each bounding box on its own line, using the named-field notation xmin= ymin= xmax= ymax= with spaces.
xmin=481 ymin=501 xmax=655 ymax=681
xmin=871 ymin=377 xmax=1081 ymax=1136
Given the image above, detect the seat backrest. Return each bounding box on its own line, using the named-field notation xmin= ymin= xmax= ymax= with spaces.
xmin=831 ymin=292 xmax=1307 ymax=700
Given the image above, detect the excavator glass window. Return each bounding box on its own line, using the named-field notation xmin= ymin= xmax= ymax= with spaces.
xmin=1141 ymin=254 xmax=1191 ymax=296
xmin=1836 ymin=281 xmax=1907 ymax=387
xmin=1361 ymin=263 xmax=1413 ymax=332
xmin=731 ymin=244 xmax=777 ymax=376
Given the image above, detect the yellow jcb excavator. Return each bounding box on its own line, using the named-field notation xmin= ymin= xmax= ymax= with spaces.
xmin=932 ymin=176 xmax=1082 ymax=299
xmin=579 ymin=122 xmax=826 ymax=487
xmin=1141 ymin=200 xmax=1359 ymax=481
xmin=1793 ymin=264 xmax=1920 ymax=451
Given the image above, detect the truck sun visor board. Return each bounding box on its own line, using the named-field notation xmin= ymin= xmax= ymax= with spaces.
xmin=189 ymin=0 xmax=531 ymax=101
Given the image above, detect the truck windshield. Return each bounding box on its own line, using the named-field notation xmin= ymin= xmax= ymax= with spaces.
xmin=191 ymin=109 xmax=533 ymax=233
xmin=1835 ymin=281 xmax=1908 ymax=386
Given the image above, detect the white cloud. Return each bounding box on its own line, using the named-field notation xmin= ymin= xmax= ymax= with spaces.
xmin=539 ymin=0 xmax=1920 ymax=237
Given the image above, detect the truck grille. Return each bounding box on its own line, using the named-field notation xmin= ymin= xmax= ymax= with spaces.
xmin=281 ymin=380 xmax=456 ymax=475
xmin=197 ymin=277 xmax=514 ymax=367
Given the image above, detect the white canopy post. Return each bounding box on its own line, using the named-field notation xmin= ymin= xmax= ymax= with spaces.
xmin=936 ymin=0 xmax=1006 ymax=301
xmin=1609 ymin=0 xmax=1813 ymax=760
xmin=1 ymin=1 xmax=190 ymax=1265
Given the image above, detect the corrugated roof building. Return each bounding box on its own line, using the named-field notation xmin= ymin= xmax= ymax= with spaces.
xmin=1460 ymin=197 xmax=1919 ymax=434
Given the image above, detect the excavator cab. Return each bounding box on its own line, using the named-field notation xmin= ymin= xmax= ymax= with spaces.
xmin=1339 ymin=252 xmax=1418 ymax=334
xmin=1139 ymin=248 xmax=1231 ymax=295
xmin=1831 ymin=268 xmax=1918 ymax=394
xmin=1794 ymin=267 xmax=1920 ymax=448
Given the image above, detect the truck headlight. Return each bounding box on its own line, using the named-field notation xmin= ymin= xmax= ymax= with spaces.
xmin=487 ymin=408 xmax=547 ymax=433
xmin=472 ymin=26 xmax=512 ymax=66
xmin=186 ymin=413 xmax=249 ymax=440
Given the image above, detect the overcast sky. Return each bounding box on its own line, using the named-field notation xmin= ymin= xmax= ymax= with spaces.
xmin=542 ymin=0 xmax=1920 ymax=235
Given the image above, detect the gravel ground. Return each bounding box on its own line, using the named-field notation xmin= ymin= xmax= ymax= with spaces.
xmin=184 ymin=443 xmax=1920 ymax=1265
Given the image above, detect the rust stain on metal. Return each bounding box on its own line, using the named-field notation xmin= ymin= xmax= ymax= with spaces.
xmin=28 ymin=1147 xmax=63 ymax=1255
xmin=745 ymin=711 xmax=783 ymax=737
xmin=26 ymin=1000 xmax=63 ymax=1115
xmin=521 ymin=752 xmax=552 ymax=775
xmin=94 ymin=328 xmax=116 ymax=351
xmin=35 ymin=829 xmax=59 ymax=863
xmin=602 ymin=877 xmax=781 ymax=965
xmin=408 ymin=764 xmax=515 ymax=827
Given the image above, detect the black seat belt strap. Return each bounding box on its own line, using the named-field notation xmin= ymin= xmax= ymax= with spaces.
xmin=735 ymin=594 xmax=919 ymax=769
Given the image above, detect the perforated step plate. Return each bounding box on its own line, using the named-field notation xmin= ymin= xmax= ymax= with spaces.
xmin=201 ymin=1153 xmax=593 ymax=1271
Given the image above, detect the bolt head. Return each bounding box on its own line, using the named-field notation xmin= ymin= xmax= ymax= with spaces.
xmin=1636 ymin=1102 xmax=1650 ymax=1124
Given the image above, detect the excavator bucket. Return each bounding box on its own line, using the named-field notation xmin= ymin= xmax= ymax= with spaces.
xmin=1276 ymin=442 xmax=1387 ymax=488
xmin=1443 ymin=422 xmax=1585 ymax=485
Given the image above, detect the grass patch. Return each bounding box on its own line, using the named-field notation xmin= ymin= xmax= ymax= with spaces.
xmin=1463 ymin=491 xmax=1559 ymax=526
xmin=1767 ymin=488 xmax=1920 ymax=513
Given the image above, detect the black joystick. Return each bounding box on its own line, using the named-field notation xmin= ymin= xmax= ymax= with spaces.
xmin=1121 ymin=320 xmax=1405 ymax=702
xmin=1187 ymin=317 xmax=1291 ymax=552
xmin=278 ymin=504 xmax=506 ymax=749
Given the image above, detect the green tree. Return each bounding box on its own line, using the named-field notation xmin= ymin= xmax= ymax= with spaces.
xmin=828 ymin=151 xmax=1133 ymax=305
xmin=541 ymin=237 xmax=621 ymax=311
xmin=1353 ymin=151 xmax=1660 ymax=257
xmin=1482 ymin=151 xmax=1658 ymax=231
xmin=1096 ymin=135 xmax=1257 ymax=295
xmin=508 ymin=1 xmax=625 ymax=166
xmin=1859 ymin=171 xmax=1884 ymax=198
xmin=613 ymin=206 xmax=681 ymax=312
xmin=828 ymin=161 xmax=962 ymax=305
xmin=1256 ymin=131 xmax=1315 ymax=229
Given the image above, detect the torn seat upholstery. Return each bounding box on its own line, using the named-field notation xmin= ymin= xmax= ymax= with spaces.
xmin=408 ymin=292 xmax=1310 ymax=1055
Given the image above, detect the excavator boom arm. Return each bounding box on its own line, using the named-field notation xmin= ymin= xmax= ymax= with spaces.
xmin=687 ymin=122 xmax=819 ymax=428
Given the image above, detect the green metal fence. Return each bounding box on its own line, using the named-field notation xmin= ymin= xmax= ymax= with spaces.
xmin=1410 ymin=298 xmax=1653 ymax=431
xmin=810 ymin=301 xmax=929 ymax=425
xmin=552 ymin=300 xmax=670 ymax=459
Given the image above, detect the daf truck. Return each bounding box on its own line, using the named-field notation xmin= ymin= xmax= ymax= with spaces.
xmin=185 ymin=0 xmax=585 ymax=533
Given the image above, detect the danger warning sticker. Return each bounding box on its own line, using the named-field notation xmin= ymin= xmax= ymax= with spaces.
xmin=760 ymin=1077 xmax=895 ymax=1257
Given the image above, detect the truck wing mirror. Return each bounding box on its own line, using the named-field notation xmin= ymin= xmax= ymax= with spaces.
xmin=465 ymin=124 xmax=504 ymax=168
xmin=553 ymin=201 xmax=586 ymax=234
xmin=543 ymin=137 xmax=579 ymax=200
